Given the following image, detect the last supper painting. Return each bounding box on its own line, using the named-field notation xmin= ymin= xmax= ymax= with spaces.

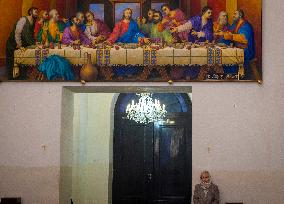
xmin=0 ymin=0 xmax=262 ymax=82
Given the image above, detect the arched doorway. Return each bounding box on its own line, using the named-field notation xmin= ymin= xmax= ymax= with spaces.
xmin=113 ymin=93 xmax=192 ymax=204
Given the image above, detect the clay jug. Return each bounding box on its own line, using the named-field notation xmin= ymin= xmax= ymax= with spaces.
xmin=80 ymin=53 xmax=98 ymax=81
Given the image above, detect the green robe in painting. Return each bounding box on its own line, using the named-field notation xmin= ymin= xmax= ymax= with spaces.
xmin=150 ymin=23 xmax=173 ymax=43
xmin=6 ymin=16 xmax=35 ymax=79
xmin=37 ymin=21 xmax=65 ymax=43
xmin=139 ymin=22 xmax=153 ymax=37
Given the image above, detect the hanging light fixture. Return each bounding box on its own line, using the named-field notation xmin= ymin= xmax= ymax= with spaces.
xmin=126 ymin=93 xmax=167 ymax=124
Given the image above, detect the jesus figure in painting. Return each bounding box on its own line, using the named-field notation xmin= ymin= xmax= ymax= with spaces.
xmin=106 ymin=8 xmax=149 ymax=44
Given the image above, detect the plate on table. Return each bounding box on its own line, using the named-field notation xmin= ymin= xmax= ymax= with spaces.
xmin=216 ymin=43 xmax=228 ymax=48
xmin=172 ymin=43 xmax=185 ymax=49
xmin=122 ymin=43 xmax=138 ymax=49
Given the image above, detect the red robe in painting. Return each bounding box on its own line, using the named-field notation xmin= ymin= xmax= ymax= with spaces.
xmin=107 ymin=21 xmax=129 ymax=44
xmin=162 ymin=9 xmax=188 ymax=42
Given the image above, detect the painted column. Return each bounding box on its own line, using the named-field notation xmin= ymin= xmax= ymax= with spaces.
xmin=50 ymin=0 xmax=57 ymax=9
xmin=208 ymin=0 xmax=227 ymax=21
xmin=190 ymin=0 xmax=201 ymax=17
xmin=226 ymin=0 xmax=238 ymax=24
xmin=31 ymin=0 xmax=51 ymax=11
xmin=200 ymin=0 xmax=208 ymax=10
xmin=22 ymin=0 xmax=33 ymax=15
xmin=180 ymin=0 xmax=190 ymax=17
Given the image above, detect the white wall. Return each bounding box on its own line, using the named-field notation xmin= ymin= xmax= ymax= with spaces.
xmin=71 ymin=93 xmax=116 ymax=204
xmin=60 ymin=88 xmax=74 ymax=204
xmin=0 ymin=83 xmax=62 ymax=204
xmin=0 ymin=0 xmax=284 ymax=203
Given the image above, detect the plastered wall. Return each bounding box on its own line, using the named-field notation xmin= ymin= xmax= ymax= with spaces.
xmin=71 ymin=93 xmax=115 ymax=204
xmin=0 ymin=0 xmax=284 ymax=203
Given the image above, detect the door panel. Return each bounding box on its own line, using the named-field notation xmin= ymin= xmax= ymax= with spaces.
xmin=153 ymin=116 xmax=190 ymax=204
xmin=113 ymin=117 xmax=153 ymax=204
xmin=158 ymin=127 xmax=186 ymax=196
xmin=113 ymin=114 xmax=191 ymax=204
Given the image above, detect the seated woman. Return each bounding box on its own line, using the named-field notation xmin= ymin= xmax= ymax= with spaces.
xmin=193 ymin=171 xmax=220 ymax=204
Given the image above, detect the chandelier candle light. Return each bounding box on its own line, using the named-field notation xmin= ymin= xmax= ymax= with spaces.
xmin=126 ymin=93 xmax=167 ymax=124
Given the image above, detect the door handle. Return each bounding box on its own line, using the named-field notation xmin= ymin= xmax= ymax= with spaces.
xmin=147 ymin=173 xmax=152 ymax=181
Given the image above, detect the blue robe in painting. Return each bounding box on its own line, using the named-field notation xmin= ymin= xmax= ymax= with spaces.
xmin=228 ymin=20 xmax=255 ymax=77
xmin=116 ymin=19 xmax=145 ymax=43
xmin=112 ymin=20 xmax=145 ymax=76
xmin=38 ymin=55 xmax=75 ymax=80
xmin=230 ymin=20 xmax=255 ymax=65
xmin=188 ymin=16 xmax=213 ymax=43
xmin=184 ymin=16 xmax=213 ymax=79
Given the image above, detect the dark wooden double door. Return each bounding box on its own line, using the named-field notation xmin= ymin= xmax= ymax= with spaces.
xmin=113 ymin=113 xmax=192 ymax=204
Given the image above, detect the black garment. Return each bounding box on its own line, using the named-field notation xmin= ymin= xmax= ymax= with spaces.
xmin=6 ymin=16 xmax=35 ymax=79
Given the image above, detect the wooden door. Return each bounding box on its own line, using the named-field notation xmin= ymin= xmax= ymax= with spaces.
xmin=113 ymin=113 xmax=191 ymax=204
xmin=152 ymin=113 xmax=191 ymax=204
xmin=113 ymin=116 xmax=154 ymax=204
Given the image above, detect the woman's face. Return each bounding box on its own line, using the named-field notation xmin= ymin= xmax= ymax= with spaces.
xmin=86 ymin=12 xmax=94 ymax=22
xmin=201 ymin=172 xmax=210 ymax=183
xmin=162 ymin=6 xmax=170 ymax=16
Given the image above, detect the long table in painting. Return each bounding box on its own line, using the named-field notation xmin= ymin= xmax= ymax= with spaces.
xmin=14 ymin=45 xmax=245 ymax=81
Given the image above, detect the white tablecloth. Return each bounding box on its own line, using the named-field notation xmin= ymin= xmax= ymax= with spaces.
xmin=14 ymin=45 xmax=244 ymax=67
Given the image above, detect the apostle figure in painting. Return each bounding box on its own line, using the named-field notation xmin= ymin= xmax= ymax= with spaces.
xmin=66 ymin=12 xmax=86 ymax=32
xmin=34 ymin=10 xmax=49 ymax=42
xmin=138 ymin=8 xmax=155 ymax=37
xmin=76 ymin=12 xmax=86 ymax=32
xmin=213 ymin=11 xmax=230 ymax=44
xmin=6 ymin=7 xmax=38 ymax=79
xmin=149 ymin=11 xmax=173 ymax=44
xmin=62 ymin=16 xmax=91 ymax=46
xmin=213 ymin=11 xmax=237 ymax=77
xmin=106 ymin=8 xmax=149 ymax=44
xmin=160 ymin=4 xmax=188 ymax=42
xmin=84 ymin=11 xmax=111 ymax=44
xmin=147 ymin=8 xmax=155 ymax=23
xmin=223 ymin=9 xmax=255 ymax=78
xmin=37 ymin=9 xmax=65 ymax=44
xmin=170 ymin=6 xmax=214 ymax=43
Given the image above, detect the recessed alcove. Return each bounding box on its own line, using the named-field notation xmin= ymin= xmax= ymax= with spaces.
xmin=60 ymin=86 xmax=192 ymax=204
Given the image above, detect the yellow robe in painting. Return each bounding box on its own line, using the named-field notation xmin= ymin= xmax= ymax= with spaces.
xmin=37 ymin=20 xmax=65 ymax=43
